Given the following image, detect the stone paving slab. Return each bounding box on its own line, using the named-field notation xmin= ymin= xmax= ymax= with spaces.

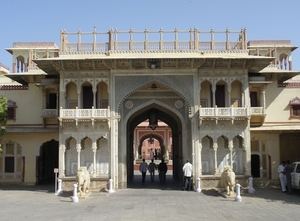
xmin=1 ymin=179 xmax=300 ymax=221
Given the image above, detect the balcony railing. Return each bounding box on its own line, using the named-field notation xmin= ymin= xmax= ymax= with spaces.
xmin=60 ymin=28 xmax=247 ymax=53
xmin=250 ymin=107 xmax=265 ymax=115
xmin=42 ymin=109 xmax=58 ymax=118
xmin=199 ymin=106 xmax=250 ymax=118
xmin=59 ymin=107 xmax=110 ymax=120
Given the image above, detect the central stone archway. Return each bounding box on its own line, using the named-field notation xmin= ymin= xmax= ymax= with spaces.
xmin=126 ymin=102 xmax=184 ymax=185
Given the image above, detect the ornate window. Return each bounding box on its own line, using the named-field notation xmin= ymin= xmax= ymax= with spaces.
xmin=290 ymin=97 xmax=300 ymax=118
xmin=7 ymin=100 xmax=17 ymax=121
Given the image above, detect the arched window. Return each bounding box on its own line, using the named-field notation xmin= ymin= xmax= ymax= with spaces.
xmin=290 ymin=97 xmax=300 ymax=118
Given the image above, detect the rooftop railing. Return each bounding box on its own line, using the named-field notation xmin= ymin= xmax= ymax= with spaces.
xmin=60 ymin=28 xmax=247 ymax=52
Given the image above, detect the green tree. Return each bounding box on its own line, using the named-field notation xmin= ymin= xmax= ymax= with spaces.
xmin=0 ymin=96 xmax=8 ymax=154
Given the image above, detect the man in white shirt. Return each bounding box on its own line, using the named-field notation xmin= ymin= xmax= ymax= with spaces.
xmin=139 ymin=159 xmax=148 ymax=183
xmin=182 ymin=159 xmax=193 ymax=191
xmin=278 ymin=161 xmax=286 ymax=192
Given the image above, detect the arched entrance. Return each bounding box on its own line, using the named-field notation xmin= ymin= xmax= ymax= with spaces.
xmin=37 ymin=139 xmax=59 ymax=184
xmin=251 ymin=154 xmax=260 ymax=178
xmin=127 ymin=104 xmax=183 ymax=184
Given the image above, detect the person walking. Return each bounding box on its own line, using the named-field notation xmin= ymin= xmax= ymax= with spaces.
xmin=139 ymin=159 xmax=148 ymax=183
xmin=158 ymin=159 xmax=168 ymax=183
xmin=148 ymin=159 xmax=156 ymax=182
xmin=285 ymin=160 xmax=292 ymax=194
xmin=182 ymin=159 xmax=193 ymax=191
xmin=150 ymin=148 xmax=154 ymax=160
xmin=278 ymin=161 xmax=286 ymax=192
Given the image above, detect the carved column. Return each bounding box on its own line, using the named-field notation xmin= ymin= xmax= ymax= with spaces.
xmin=198 ymin=142 xmax=202 ymax=176
xmin=213 ymin=142 xmax=218 ymax=175
xmin=77 ymin=91 xmax=80 ymax=109
xmin=92 ymin=141 xmax=97 ymax=177
xmin=227 ymin=84 xmax=231 ymax=107
xmin=212 ymin=84 xmax=216 ymax=107
xmin=93 ymin=89 xmax=97 ymax=108
xmin=228 ymin=139 xmax=233 ymax=168
xmin=59 ymin=144 xmax=66 ymax=178
xmin=260 ymin=85 xmax=266 ymax=110
xmin=76 ymin=144 xmax=82 ymax=169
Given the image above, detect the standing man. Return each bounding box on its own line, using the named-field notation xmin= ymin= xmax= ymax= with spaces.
xmin=285 ymin=160 xmax=292 ymax=194
xmin=150 ymin=148 xmax=154 ymax=160
xmin=158 ymin=159 xmax=168 ymax=183
xmin=148 ymin=159 xmax=156 ymax=182
xmin=139 ymin=159 xmax=148 ymax=183
xmin=183 ymin=159 xmax=193 ymax=191
xmin=278 ymin=161 xmax=286 ymax=192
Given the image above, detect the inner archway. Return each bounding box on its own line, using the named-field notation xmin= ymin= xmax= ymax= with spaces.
xmin=127 ymin=105 xmax=183 ymax=184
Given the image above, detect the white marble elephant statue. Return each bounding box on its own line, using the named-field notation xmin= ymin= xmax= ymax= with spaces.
xmin=220 ymin=165 xmax=236 ymax=196
xmin=76 ymin=167 xmax=90 ymax=196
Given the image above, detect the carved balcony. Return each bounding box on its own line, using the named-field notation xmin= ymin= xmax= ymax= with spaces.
xmin=199 ymin=106 xmax=250 ymax=125
xmin=59 ymin=107 xmax=110 ymax=128
xmin=42 ymin=109 xmax=58 ymax=118
xmin=250 ymin=107 xmax=266 ymax=126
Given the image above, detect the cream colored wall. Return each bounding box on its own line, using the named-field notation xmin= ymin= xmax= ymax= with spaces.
xmin=66 ymin=82 xmax=77 ymax=104
xmin=264 ymin=81 xmax=299 ymax=122
xmin=2 ymin=132 xmax=58 ymax=184
xmin=200 ymin=81 xmax=211 ymax=107
xmin=231 ymin=81 xmax=241 ymax=102
xmin=1 ymin=82 xmax=43 ymax=125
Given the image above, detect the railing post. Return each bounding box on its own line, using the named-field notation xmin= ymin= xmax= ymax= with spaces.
xmin=226 ymin=28 xmax=230 ymax=50
xmin=174 ymin=28 xmax=178 ymax=50
xmin=248 ymin=176 xmax=255 ymax=194
xmin=144 ymin=28 xmax=148 ymax=50
xmin=210 ymin=28 xmax=214 ymax=50
xmin=93 ymin=27 xmax=96 ymax=51
xmin=114 ymin=29 xmax=118 ymax=50
xmin=108 ymin=29 xmax=113 ymax=50
xmin=214 ymin=105 xmax=218 ymax=117
xmin=230 ymin=105 xmax=234 ymax=116
xmin=194 ymin=27 xmax=199 ymax=50
xmin=129 ymin=28 xmax=133 ymax=50
xmin=189 ymin=27 xmax=193 ymax=50
xmin=77 ymin=29 xmax=81 ymax=52
xmin=159 ymin=28 xmax=163 ymax=50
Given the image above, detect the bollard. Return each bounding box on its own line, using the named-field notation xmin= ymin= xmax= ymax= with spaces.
xmin=248 ymin=176 xmax=255 ymax=194
xmin=235 ymin=183 xmax=242 ymax=202
xmin=108 ymin=179 xmax=115 ymax=193
xmin=196 ymin=177 xmax=202 ymax=193
xmin=55 ymin=179 xmax=63 ymax=195
xmin=71 ymin=184 xmax=79 ymax=202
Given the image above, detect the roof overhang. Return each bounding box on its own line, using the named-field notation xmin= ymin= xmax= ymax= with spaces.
xmin=4 ymin=72 xmax=47 ymax=85
xmin=33 ymin=53 xmax=274 ymax=73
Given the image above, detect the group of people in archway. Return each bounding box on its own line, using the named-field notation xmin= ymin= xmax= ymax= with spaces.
xmin=139 ymin=159 xmax=168 ymax=183
xmin=150 ymin=148 xmax=162 ymax=160
xmin=278 ymin=160 xmax=292 ymax=194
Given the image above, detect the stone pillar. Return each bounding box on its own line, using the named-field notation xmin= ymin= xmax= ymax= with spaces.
xmin=92 ymin=141 xmax=97 ymax=177
xmin=110 ymin=117 xmax=118 ymax=189
xmin=59 ymin=144 xmax=66 ymax=177
xmin=198 ymin=142 xmax=202 ymax=176
xmin=261 ymin=85 xmax=266 ymax=110
xmin=227 ymin=85 xmax=231 ymax=107
xmin=213 ymin=142 xmax=218 ymax=175
xmin=76 ymin=143 xmax=82 ymax=169
xmin=228 ymin=139 xmax=233 ymax=168
xmin=93 ymin=90 xmax=97 ymax=108
xmin=77 ymin=91 xmax=80 ymax=109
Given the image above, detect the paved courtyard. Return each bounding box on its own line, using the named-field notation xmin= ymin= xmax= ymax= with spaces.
xmin=1 ymin=174 xmax=300 ymax=221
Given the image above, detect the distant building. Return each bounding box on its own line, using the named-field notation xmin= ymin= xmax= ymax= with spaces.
xmin=0 ymin=28 xmax=299 ymax=190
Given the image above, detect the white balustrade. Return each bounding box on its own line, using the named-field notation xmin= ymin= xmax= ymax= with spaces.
xmin=199 ymin=107 xmax=248 ymax=117
xmin=60 ymin=107 xmax=110 ymax=120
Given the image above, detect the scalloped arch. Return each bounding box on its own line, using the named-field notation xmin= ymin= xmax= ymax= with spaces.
xmin=117 ymin=79 xmax=191 ymax=113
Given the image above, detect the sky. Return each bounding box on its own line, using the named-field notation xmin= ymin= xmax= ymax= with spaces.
xmin=1 ymin=0 xmax=300 ymax=70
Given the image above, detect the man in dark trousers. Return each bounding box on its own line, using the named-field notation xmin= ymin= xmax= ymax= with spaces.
xmin=158 ymin=159 xmax=167 ymax=183
xmin=139 ymin=159 xmax=148 ymax=183
xmin=182 ymin=159 xmax=193 ymax=191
